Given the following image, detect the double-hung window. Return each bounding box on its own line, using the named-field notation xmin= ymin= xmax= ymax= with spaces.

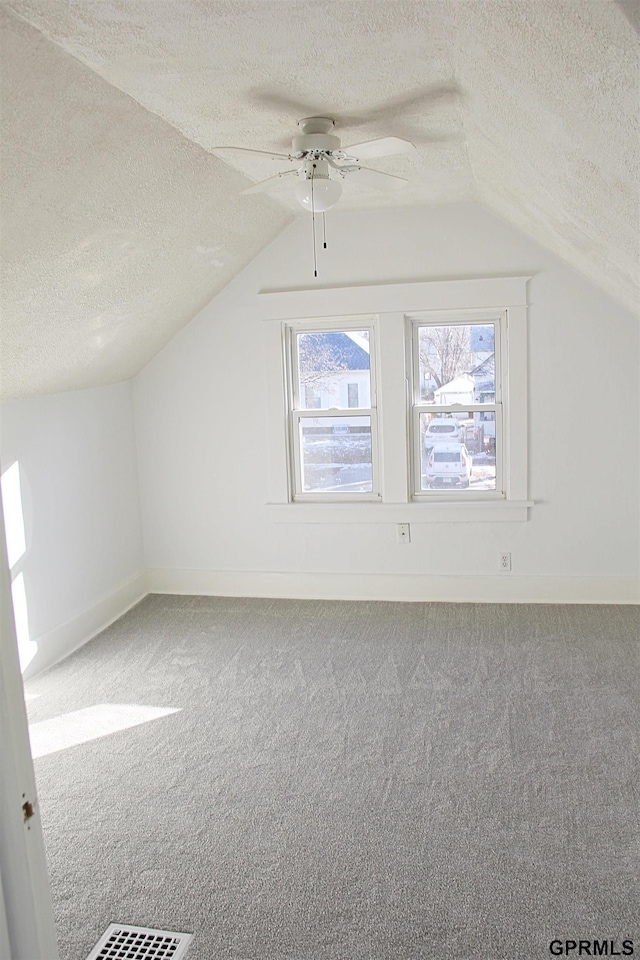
xmin=285 ymin=319 xmax=380 ymax=501
xmin=273 ymin=278 xmax=528 ymax=517
xmin=408 ymin=311 xmax=506 ymax=499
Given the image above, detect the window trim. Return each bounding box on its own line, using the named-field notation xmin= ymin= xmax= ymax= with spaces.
xmin=284 ymin=317 xmax=381 ymax=503
xmin=265 ymin=276 xmax=531 ymax=522
xmin=407 ymin=310 xmax=507 ymax=501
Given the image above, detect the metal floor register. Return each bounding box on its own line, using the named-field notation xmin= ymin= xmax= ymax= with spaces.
xmin=85 ymin=924 xmax=192 ymax=960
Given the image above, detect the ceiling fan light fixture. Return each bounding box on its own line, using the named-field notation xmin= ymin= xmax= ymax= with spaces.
xmin=294 ymin=176 xmax=342 ymax=212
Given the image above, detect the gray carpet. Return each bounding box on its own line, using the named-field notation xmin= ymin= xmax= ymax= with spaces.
xmin=24 ymin=596 xmax=639 ymax=960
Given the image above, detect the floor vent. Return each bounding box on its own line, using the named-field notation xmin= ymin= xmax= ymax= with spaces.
xmin=85 ymin=923 xmax=192 ymax=960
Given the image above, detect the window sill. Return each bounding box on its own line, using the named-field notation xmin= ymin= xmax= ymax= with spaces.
xmin=267 ymin=500 xmax=533 ymax=523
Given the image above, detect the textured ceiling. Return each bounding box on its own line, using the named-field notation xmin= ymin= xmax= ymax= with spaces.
xmin=1 ymin=0 xmax=637 ymax=399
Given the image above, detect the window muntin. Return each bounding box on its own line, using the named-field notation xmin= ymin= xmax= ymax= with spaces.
xmin=286 ymin=322 xmax=379 ymax=501
xmin=410 ymin=315 xmax=504 ymax=499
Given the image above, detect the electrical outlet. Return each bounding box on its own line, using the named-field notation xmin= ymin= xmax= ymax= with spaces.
xmin=500 ymin=552 xmax=512 ymax=571
xmin=397 ymin=523 xmax=411 ymax=544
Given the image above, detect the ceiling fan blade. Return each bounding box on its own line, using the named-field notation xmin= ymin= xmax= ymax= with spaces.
xmin=412 ymin=129 xmax=463 ymax=143
xmin=373 ymin=82 xmax=462 ymax=116
xmin=240 ymin=170 xmax=299 ymax=194
xmin=346 ymin=166 xmax=408 ymax=192
xmin=336 ymin=82 xmax=463 ymax=127
xmin=343 ymin=136 xmax=416 ymax=160
xmin=249 ymin=82 xmax=461 ymax=130
xmin=213 ymin=146 xmax=293 ymax=161
xmin=248 ymin=88 xmax=322 ymax=118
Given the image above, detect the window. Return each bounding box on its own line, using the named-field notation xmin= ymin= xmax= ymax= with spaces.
xmin=304 ymin=385 xmax=322 ymax=409
xmin=285 ymin=321 xmax=379 ymax=500
xmin=408 ymin=313 xmax=504 ymax=498
xmin=269 ymin=276 xmax=529 ymax=520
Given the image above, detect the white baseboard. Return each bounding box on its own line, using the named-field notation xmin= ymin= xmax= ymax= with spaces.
xmin=23 ymin=571 xmax=148 ymax=681
xmin=147 ymin=568 xmax=639 ymax=605
xmin=22 ymin=566 xmax=637 ymax=683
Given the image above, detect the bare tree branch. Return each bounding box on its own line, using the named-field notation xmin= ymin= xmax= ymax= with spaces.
xmin=419 ymin=326 xmax=472 ymax=395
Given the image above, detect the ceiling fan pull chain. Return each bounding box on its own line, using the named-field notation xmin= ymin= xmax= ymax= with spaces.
xmin=311 ymin=167 xmax=318 ymax=277
xmin=322 ymin=212 xmax=327 ymax=250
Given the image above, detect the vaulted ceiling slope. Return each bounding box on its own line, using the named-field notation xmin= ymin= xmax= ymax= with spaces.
xmin=1 ymin=0 xmax=637 ymax=399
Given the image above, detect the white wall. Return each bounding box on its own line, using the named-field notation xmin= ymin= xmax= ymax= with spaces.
xmin=134 ymin=203 xmax=639 ymax=603
xmin=0 ymin=382 xmax=146 ymax=678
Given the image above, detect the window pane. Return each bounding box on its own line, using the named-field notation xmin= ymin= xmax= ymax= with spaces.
xmin=419 ymin=411 xmax=496 ymax=491
xmin=297 ymin=330 xmax=370 ymax=410
xmin=417 ymin=323 xmax=495 ymax=404
xmin=300 ymin=416 xmax=372 ymax=493
xmin=304 ymin=385 xmax=322 ymax=408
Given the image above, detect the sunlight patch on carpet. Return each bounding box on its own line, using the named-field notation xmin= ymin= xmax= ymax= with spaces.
xmin=29 ymin=704 xmax=181 ymax=758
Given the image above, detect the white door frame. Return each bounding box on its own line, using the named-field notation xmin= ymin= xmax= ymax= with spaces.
xmin=0 ymin=508 xmax=59 ymax=959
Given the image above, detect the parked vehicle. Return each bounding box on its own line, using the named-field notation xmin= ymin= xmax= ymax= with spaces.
xmin=423 ymin=417 xmax=464 ymax=449
xmin=426 ymin=443 xmax=472 ymax=488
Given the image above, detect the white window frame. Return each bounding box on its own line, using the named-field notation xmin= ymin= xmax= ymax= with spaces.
xmin=407 ymin=309 xmax=507 ymax=501
xmin=264 ymin=276 xmax=531 ymax=522
xmin=284 ymin=317 xmax=381 ymax=502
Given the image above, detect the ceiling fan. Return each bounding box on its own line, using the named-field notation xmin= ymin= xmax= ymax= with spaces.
xmin=213 ymin=116 xmax=416 ymax=213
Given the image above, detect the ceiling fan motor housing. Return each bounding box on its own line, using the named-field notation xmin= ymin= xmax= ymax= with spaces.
xmin=293 ymin=117 xmax=340 ymax=156
xmin=292 ymin=132 xmax=341 ymax=155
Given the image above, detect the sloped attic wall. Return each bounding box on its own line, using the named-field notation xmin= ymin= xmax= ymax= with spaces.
xmin=0 ymin=7 xmax=293 ymax=399
xmin=1 ymin=0 xmax=636 ymax=404
xmin=134 ymin=203 xmax=639 ymax=603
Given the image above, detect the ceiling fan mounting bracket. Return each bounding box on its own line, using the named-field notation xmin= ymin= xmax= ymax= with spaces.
xmin=297 ymin=117 xmax=335 ymax=135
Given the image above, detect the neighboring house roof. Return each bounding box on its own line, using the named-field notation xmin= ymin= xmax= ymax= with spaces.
xmin=435 ymin=374 xmax=475 ymax=395
xmin=299 ymin=333 xmax=370 ymax=374
xmin=470 ymin=354 xmax=495 ymax=377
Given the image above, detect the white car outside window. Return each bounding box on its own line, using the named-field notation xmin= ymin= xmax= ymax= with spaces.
xmin=426 ymin=443 xmax=472 ymax=488
xmin=424 ymin=418 xmax=464 ymax=449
